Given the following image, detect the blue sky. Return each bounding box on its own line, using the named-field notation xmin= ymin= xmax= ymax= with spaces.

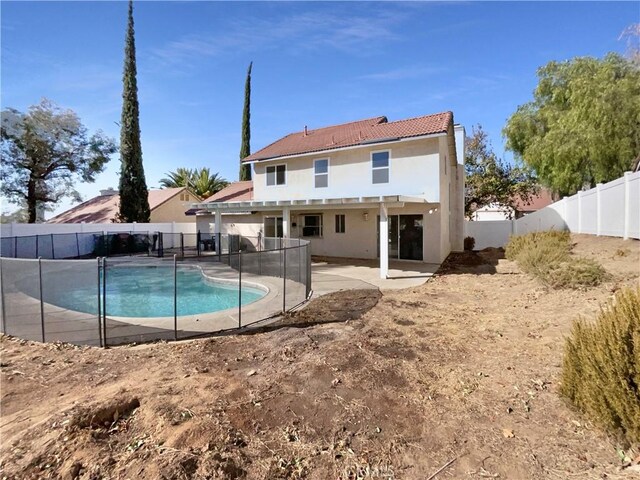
xmin=1 ymin=1 xmax=637 ymax=216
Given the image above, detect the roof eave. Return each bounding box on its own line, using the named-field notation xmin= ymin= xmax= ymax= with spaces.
xmin=242 ymin=131 xmax=448 ymax=165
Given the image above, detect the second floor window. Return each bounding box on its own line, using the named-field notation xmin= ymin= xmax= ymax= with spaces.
xmin=314 ymin=159 xmax=329 ymax=188
xmin=266 ymin=164 xmax=286 ymax=186
xmin=372 ymin=151 xmax=390 ymax=184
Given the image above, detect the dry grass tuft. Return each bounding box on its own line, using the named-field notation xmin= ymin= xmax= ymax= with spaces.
xmin=560 ymin=286 xmax=640 ymax=446
xmin=505 ymin=230 xmax=608 ymax=288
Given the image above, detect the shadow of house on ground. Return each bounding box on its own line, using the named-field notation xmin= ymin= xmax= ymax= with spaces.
xmin=437 ymin=247 xmax=506 ymax=275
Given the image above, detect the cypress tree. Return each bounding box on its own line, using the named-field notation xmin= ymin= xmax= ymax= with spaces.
xmin=118 ymin=0 xmax=150 ymax=222
xmin=239 ymin=61 xmax=252 ymax=181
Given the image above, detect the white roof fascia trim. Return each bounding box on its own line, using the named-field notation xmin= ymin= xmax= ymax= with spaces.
xmin=193 ymin=195 xmax=429 ymax=212
xmin=242 ymin=132 xmax=447 ymax=165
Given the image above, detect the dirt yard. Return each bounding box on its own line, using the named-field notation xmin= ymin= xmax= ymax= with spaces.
xmin=1 ymin=234 xmax=639 ymax=479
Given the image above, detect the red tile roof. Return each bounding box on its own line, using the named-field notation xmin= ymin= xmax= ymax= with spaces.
xmin=203 ymin=181 xmax=253 ymax=203
xmin=243 ymin=111 xmax=453 ymax=162
xmin=514 ymin=189 xmax=556 ymax=212
xmin=47 ymin=188 xmax=197 ymax=223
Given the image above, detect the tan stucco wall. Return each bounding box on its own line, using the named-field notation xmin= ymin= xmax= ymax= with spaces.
xmin=252 ymin=137 xmax=442 ymax=203
xmin=196 ymin=205 xmax=443 ymax=263
xmin=151 ymin=194 xmax=198 ymax=223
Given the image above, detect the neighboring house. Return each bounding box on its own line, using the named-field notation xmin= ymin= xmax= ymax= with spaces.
xmin=470 ymin=189 xmax=555 ymax=221
xmin=190 ymin=112 xmax=465 ymax=278
xmin=48 ymin=187 xmax=201 ymax=224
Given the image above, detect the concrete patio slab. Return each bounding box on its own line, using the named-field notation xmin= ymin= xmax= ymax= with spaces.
xmin=311 ymin=256 xmax=438 ymax=296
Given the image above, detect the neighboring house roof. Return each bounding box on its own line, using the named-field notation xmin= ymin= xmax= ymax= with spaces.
xmin=243 ymin=111 xmax=453 ymax=162
xmin=203 ymin=181 xmax=253 ymax=203
xmin=186 ymin=181 xmax=254 ymax=216
xmin=513 ymin=189 xmax=555 ymax=212
xmin=47 ymin=187 xmax=199 ymax=224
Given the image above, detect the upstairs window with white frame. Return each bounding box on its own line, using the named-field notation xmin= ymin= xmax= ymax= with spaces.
xmin=371 ymin=151 xmax=390 ymax=184
xmin=266 ymin=164 xmax=286 ymax=186
xmin=314 ymin=159 xmax=329 ymax=188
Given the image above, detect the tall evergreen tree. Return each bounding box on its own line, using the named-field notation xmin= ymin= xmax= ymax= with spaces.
xmin=239 ymin=61 xmax=252 ymax=181
xmin=118 ymin=0 xmax=150 ymax=222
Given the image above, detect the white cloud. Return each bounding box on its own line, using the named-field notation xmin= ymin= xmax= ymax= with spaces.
xmin=359 ymin=65 xmax=447 ymax=81
xmin=149 ymin=8 xmax=407 ymax=67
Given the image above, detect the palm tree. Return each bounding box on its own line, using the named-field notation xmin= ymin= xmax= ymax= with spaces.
xmin=159 ymin=167 xmax=229 ymax=198
xmin=159 ymin=168 xmax=194 ymax=189
xmin=191 ymin=168 xmax=229 ymax=198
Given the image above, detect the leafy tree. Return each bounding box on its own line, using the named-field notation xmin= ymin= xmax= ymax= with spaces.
xmin=239 ymin=61 xmax=252 ymax=181
xmin=503 ymin=53 xmax=640 ymax=196
xmin=118 ymin=0 xmax=150 ymax=223
xmin=0 ymin=99 xmax=116 ymax=223
xmin=1 ymin=206 xmax=29 ymax=224
xmin=465 ymin=125 xmax=538 ymax=219
xmin=160 ymin=167 xmax=229 ymax=198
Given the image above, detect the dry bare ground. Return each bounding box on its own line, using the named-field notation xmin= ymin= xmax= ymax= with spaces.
xmin=1 ymin=234 xmax=639 ymax=480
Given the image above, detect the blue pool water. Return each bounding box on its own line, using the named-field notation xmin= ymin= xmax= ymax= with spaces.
xmin=45 ymin=266 xmax=265 ymax=317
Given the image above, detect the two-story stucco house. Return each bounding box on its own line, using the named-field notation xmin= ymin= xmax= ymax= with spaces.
xmin=191 ymin=111 xmax=465 ymax=278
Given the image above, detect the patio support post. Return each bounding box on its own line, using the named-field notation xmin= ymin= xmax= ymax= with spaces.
xmin=282 ymin=207 xmax=291 ymax=238
xmin=379 ymin=203 xmax=389 ymax=279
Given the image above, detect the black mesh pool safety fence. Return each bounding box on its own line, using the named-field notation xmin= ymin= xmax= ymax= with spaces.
xmin=0 ymin=236 xmax=311 ymax=346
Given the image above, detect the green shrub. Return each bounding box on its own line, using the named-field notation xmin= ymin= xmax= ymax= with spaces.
xmin=505 ymin=230 xmax=607 ymax=288
xmin=561 ymin=287 xmax=640 ymax=445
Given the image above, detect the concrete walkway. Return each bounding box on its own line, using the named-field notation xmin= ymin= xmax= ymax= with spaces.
xmin=311 ymin=257 xmax=438 ymax=296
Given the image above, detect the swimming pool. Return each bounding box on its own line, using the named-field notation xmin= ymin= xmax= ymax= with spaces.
xmin=42 ymin=265 xmax=266 ymax=318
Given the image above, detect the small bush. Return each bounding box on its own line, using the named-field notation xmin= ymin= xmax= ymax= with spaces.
xmin=505 ymin=230 xmax=571 ymax=261
xmin=542 ymin=258 xmax=610 ymax=288
xmin=561 ymin=286 xmax=640 ymax=445
xmin=505 ymin=230 xmax=607 ymax=288
xmin=464 ymin=236 xmax=475 ymax=251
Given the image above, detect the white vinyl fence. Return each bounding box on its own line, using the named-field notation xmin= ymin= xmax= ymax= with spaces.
xmin=0 ymin=221 xmax=196 ymax=238
xmin=0 ymin=222 xmax=197 ymax=258
xmin=465 ymin=171 xmax=639 ymax=249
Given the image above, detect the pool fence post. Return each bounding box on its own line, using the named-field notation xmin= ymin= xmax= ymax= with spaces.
xmin=174 ymin=254 xmax=178 ymax=341
xmin=14 ymin=236 xmax=17 ymax=258
xmin=258 ymin=246 xmax=262 ymax=276
xmin=180 ymin=233 xmax=184 ymax=258
xmin=0 ymin=258 xmax=6 ymax=334
xmin=282 ymin=245 xmax=287 ymax=313
xmin=35 ymin=235 xmax=39 ymax=258
xmin=103 ymin=257 xmax=108 ymax=347
xmin=217 ymin=233 xmax=222 ymax=262
xmin=50 ymin=234 xmax=55 ymax=259
xmin=97 ymin=257 xmax=103 ymax=347
xmin=238 ymin=250 xmax=242 ymax=329
xmin=76 ymin=233 xmax=81 ymax=258
xmin=298 ymin=241 xmax=302 ymax=284
xmin=38 ymin=257 xmax=45 ymax=342
xmin=197 ymin=230 xmax=201 ymax=257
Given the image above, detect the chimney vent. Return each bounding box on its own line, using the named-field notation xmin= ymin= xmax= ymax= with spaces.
xmin=100 ymin=188 xmax=117 ymax=197
xmin=304 ymin=125 xmax=308 ymax=136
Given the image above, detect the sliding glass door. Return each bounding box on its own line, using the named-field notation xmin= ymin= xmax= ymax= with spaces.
xmin=377 ymin=214 xmax=423 ymax=261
